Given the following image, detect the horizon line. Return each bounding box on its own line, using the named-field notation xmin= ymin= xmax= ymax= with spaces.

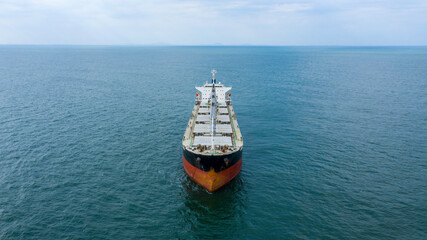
xmin=1 ymin=44 xmax=427 ymax=47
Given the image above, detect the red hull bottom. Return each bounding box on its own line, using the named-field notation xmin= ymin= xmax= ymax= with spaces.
xmin=183 ymin=156 xmax=242 ymax=192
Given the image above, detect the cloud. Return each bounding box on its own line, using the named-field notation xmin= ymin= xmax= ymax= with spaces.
xmin=268 ymin=3 xmax=312 ymax=13
xmin=0 ymin=0 xmax=426 ymax=45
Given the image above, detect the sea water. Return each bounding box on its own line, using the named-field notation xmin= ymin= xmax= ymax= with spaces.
xmin=0 ymin=46 xmax=426 ymax=239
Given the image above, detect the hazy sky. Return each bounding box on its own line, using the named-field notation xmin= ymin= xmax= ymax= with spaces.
xmin=1 ymin=0 xmax=426 ymax=45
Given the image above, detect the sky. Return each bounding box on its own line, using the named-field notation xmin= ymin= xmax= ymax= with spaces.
xmin=0 ymin=0 xmax=426 ymax=45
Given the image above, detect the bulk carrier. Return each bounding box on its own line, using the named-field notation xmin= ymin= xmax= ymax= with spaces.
xmin=182 ymin=70 xmax=243 ymax=192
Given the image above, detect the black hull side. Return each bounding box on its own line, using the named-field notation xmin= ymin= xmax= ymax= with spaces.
xmin=183 ymin=148 xmax=242 ymax=173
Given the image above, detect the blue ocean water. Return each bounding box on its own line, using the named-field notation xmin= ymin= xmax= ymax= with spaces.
xmin=0 ymin=46 xmax=426 ymax=239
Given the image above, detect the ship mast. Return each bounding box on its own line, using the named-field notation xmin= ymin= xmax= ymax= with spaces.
xmin=210 ymin=69 xmax=217 ymax=150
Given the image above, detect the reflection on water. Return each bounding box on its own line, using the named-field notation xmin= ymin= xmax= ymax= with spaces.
xmin=178 ymin=172 xmax=247 ymax=239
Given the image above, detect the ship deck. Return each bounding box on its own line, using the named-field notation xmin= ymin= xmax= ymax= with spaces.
xmin=182 ymin=100 xmax=243 ymax=155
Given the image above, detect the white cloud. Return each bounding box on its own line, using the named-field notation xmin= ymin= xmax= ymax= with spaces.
xmin=0 ymin=0 xmax=426 ymax=45
xmin=268 ymin=3 xmax=312 ymax=13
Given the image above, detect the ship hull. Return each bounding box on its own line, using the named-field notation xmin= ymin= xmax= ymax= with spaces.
xmin=183 ymin=148 xmax=242 ymax=192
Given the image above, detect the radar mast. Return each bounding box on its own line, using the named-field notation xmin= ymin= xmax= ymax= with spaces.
xmin=211 ymin=69 xmax=217 ymax=84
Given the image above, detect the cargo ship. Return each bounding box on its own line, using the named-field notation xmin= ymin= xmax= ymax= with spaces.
xmin=182 ymin=70 xmax=243 ymax=192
